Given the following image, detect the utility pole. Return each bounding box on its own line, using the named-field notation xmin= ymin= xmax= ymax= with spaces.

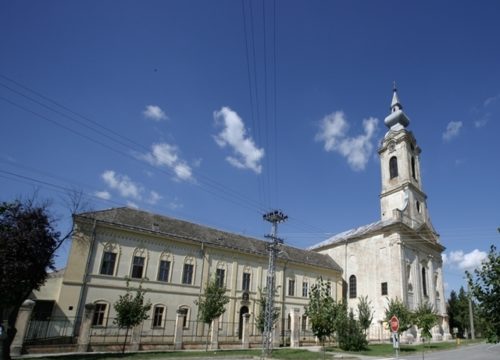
xmin=467 ymin=282 xmax=475 ymax=339
xmin=262 ymin=210 xmax=287 ymax=358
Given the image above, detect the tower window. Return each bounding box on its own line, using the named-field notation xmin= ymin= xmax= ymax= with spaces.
xmin=381 ymin=282 xmax=388 ymax=296
xmin=389 ymin=157 xmax=398 ymax=179
xmin=349 ymin=275 xmax=357 ymax=299
xmin=416 ymin=201 xmax=421 ymax=213
xmin=411 ymin=156 xmax=416 ymax=179
xmin=422 ymin=267 xmax=428 ymax=297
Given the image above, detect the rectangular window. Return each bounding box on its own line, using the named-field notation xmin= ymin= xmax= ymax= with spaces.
xmin=302 ymin=282 xmax=309 ymax=297
xmin=92 ymin=303 xmax=107 ymax=326
xmin=100 ymin=252 xmax=116 ymax=275
xmin=381 ymin=282 xmax=388 ymax=296
xmin=288 ymin=279 xmax=295 ymax=296
xmin=301 ymin=315 xmax=307 ymax=331
xmin=242 ymin=272 xmax=251 ymax=291
xmin=131 ymin=256 xmax=145 ymax=278
xmin=157 ymin=260 xmax=171 ymax=282
xmin=179 ymin=308 xmax=188 ymax=328
xmin=216 ymin=268 xmax=225 ymax=288
xmin=153 ymin=306 xmax=164 ymax=327
xmin=182 ymin=263 xmax=194 ymax=284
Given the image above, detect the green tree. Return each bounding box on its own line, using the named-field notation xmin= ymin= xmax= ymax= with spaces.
xmin=336 ymin=304 xmax=368 ymax=351
xmin=413 ymin=301 xmax=438 ymax=341
xmin=113 ymin=280 xmax=152 ymax=353
xmin=384 ymin=298 xmax=413 ymax=335
xmin=466 ymin=245 xmax=500 ymax=343
xmin=194 ymin=275 xmax=230 ymax=350
xmin=304 ymin=278 xmax=339 ymax=350
xmin=357 ymin=295 xmax=374 ymax=338
xmin=447 ymin=287 xmax=471 ymax=338
xmin=255 ymin=287 xmax=279 ymax=333
xmin=0 ymin=200 xmax=73 ymax=360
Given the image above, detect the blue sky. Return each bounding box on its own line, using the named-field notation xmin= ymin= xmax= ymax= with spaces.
xmin=1 ymin=0 xmax=499 ymax=297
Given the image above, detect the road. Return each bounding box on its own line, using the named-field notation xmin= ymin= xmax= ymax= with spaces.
xmin=396 ymin=343 xmax=500 ymax=360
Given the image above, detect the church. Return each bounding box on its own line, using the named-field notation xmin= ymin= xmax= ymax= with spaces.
xmin=25 ymin=88 xmax=450 ymax=352
xmin=309 ymin=88 xmax=451 ymax=341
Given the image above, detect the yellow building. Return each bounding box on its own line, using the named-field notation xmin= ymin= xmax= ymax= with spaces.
xmin=32 ymin=207 xmax=342 ymax=347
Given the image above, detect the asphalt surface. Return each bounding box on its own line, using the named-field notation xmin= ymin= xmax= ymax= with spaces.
xmin=385 ymin=343 xmax=500 ymax=360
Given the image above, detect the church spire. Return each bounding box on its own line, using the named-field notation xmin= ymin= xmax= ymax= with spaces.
xmin=391 ymin=81 xmax=402 ymax=111
xmin=384 ymin=82 xmax=410 ymax=129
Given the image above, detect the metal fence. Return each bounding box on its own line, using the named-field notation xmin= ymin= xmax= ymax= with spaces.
xmin=25 ymin=317 xmax=78 ymax=342
xmin=25 ymin=316 xmax=316 ymax=348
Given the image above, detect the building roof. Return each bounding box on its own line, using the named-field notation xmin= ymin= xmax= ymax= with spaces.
xmin=308 ymin=218 xmax=398 ymax=250
xmin=76 ymin=207 xmax=342 ymax=272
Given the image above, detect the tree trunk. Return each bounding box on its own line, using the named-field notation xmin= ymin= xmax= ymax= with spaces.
xmin=122 ymin=327 xmax=130 ymax=354
xmin=2 ymin=305 xmax=21 ymax=360
xmin=205 ymin=323 xmax=211 ymax=352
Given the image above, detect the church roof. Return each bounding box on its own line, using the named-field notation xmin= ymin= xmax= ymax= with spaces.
xmin=384 ymin=87 xmax=410 ymax=129
xmin=76 ymin=207 xmax=342 ymax=272
xmin=307 ymin=218 xmax=398 ymax=250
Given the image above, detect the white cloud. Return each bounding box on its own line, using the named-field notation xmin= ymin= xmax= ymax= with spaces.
xmin=168 ymin=198 xmax=183 ymax=210
xmin=315 ymin=111 xmax=378 ymax=171
xmin=126 ymin=201 xmax=139 ymax=209
xmin=442 ymin=121 xmax=463 ymax=141
xmin=143 ymin=143 xmax=178 ymax=167
xmin=139 ymin=143 xmax=194 ymax=182
xmin=143 ymin=105 xmax=168 ymax=121
xmin=94 ymin=190 xmax=111 ymax=200
xmin=213 ymin=106 xmax=264 ymax=174
xmin=174 ymin=163 xmax=192 ymax=181
xmin=443 ymin=249 xmax=488 ymax=270
xmin=102 ymin=170 xmax=142 ymax=199
xmin=483 ymin=94 xmax=500 ymax=107
xmin=474 ymin=118 xmax=489 ymax=128
xmin=146 ymin=191 xmax=162 ymax=205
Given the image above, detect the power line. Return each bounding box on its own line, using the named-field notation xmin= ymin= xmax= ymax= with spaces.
xmin=0 ymin=85 xmax=268 ymax=214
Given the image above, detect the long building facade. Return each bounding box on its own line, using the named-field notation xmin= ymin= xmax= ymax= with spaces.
xmin=33 ymin=207 xmax=342 ymax=347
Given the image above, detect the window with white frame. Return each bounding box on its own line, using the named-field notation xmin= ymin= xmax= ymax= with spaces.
xmin=131 ymin=248 xmax=147 ymax=279
xmin=288 ymin=278 xmax=295 ymax=296
xmin=100 ymin=252 xmax=116 ymax=275
xmin=302 ymin=281 xmax=309 ymax=297
xmin=92 ymin=303 xmax=108 ymax=326
xmin=152 ymin=305 xmax=165 ymax=328
xmin=301 ymin=315 xmax=308 ymax=331
xmin=216 ymin=268 xmax=225 ymax=288
xmin=179 ymin=306 xmax=189 ymax=328
xmin=157 ymin=252 xmax=172 ymax=282
xmin=99 ymin=242 xmax=119 ymax=276
xmin=182 ymin=257 xmax=195 ymax=285
xmin=242 ymin=272 xmax=251 ymax=291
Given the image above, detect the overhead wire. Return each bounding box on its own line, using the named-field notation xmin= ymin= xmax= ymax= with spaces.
xmin=0 ymin=76 xmax=271 ymax=214
xmin=0 ymin=93 xmax=266 ymax=215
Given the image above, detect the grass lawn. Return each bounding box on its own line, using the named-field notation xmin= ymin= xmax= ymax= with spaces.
xmin=27 ymin=348 xmax=337 ymax=360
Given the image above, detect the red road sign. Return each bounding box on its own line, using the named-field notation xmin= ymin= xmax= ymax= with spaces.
xmin=390 ymin=315 xmax=399 ymax=332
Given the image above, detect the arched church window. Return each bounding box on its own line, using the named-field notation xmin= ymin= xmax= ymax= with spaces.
xmin=389 ymin=157 xmax=398 ymax=179
xmin=411 ymin=156 xmax=416 ymax=179
xmin=422 ymin=267 xmax=428 ymax=297
xmin=349 ymin=275 xmax=357 ymax=299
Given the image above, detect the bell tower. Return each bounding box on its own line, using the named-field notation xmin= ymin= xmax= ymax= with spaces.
xmin=379 ymin=85 xmax=429 ymax=228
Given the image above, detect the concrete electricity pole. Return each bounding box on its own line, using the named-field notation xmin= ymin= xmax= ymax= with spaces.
xmin=262 ymin=210 xmax=287 ymax=358
xmin=467 ymin=282 xmax=475 ymax=339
